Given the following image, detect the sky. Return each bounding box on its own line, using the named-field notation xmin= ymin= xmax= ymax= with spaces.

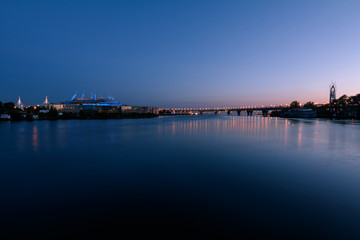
xmin=1 ymin=0 xmax=360 ymax=108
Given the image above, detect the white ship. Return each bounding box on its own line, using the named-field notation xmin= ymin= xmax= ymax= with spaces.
xmin=0 ymin=114 xmax=11 ymax=120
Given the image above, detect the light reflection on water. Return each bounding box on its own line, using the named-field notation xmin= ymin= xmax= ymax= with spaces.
xmin=4 ymin=116 xmax=360 ymax=174
xmin=32 ymin=125 xmax=38 ymax=152
xmin=6 ymin=116 xmax=360 ymax=171
xmin=1 ymin=116 xmax=360 ymax=238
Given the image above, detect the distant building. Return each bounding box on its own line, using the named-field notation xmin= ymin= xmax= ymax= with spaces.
xmin=46 ymin=97 xmax=123 ymax=113
xmin=284 ymin=108 xmax=317 ymax=118
xmin=46 ymin=97 xmax=158 ymax=114
xmin=120 ymin=105 xmax=132 ymax=112
xmin=121 ymin=105 xmax=159 ymax=114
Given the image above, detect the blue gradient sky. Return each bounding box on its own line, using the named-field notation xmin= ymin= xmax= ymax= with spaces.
xmin=1 ymin=0 xmax=360 ymax=107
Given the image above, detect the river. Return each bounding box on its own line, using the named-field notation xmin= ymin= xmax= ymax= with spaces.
xmin=1 ymin=116 xmax=360 ymax=239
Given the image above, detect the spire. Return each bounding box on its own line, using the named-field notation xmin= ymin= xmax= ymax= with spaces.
xmin=16 ymin=96 xmax=23 ymax=108
xmin=44 ymin=96 xmax=49 ymax=105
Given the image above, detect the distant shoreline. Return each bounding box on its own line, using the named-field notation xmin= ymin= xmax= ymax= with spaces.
xmin=0 ymin=113 xmax=159 ymax=121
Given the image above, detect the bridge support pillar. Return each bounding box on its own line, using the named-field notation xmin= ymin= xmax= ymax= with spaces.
xmin=247 ymin=110 xmax=253 ymax=116
xmin=237 ymin=110 xmax=241 ymax=116
xmin=200 ymin=111 xmax=203 ymax=115
xmin=214 ymin=111 xmax=218 ymax=116
xmin=227 ymin=111 xmax=231 ymax=116
xmin=262 ymin=110 xmax=268 ymax=117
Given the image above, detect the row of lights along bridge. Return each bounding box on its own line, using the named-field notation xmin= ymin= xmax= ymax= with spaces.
xmin=168 ymin=104 xmax=293 ymax=111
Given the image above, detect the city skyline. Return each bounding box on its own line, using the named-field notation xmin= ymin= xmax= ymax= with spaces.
xmin=1 ymin=1 xmax=360 ymax=107
xmin=4 ymin=84 xmax=341 ymax=109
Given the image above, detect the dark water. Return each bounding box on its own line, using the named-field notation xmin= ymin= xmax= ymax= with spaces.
xmin=1 ymin=116 xmax=360 ymax=239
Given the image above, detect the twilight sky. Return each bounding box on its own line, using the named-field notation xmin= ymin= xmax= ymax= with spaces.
xmin=1 ymin=0 xmax=360 ymax=107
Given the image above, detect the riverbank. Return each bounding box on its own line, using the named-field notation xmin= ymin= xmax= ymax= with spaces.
xmin=1 ymin=112 xmax=159 ymax=121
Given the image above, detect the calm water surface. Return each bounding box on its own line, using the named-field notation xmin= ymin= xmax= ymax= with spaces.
xmin=1 ymin=116 xmax=360 ymax=239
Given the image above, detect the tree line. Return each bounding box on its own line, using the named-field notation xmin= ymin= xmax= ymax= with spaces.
xmin=289 ymin=93 xmax=360 ymax=110
xmin=284 ymin=93 xmax=360 ymax=119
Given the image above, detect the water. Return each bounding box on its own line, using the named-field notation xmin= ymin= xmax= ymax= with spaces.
xmin=1 ymin=116 xmax=360 ymax=239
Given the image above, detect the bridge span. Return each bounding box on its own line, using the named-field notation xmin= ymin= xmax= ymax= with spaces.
xmin=164 ymin=105 xmax=290 ymax=117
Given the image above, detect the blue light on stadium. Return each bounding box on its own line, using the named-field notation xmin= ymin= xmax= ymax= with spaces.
xmin=61 ymin=94 xmax=123 ymax=106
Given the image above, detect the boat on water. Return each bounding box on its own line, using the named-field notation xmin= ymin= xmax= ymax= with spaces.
xmin=283 ymin=108 xmax=317 ymax=118
xmin=0 ymin=114 xmax=11 ymax=121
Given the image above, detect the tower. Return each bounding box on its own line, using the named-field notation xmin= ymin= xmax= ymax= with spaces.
xmin=329 ymin=83 xmax=336 ymax=105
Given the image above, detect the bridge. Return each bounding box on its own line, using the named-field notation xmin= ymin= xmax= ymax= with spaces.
xmin=164 ymin=105 xmax=290 ymax=117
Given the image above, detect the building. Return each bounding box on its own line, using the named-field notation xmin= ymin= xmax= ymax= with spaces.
xmin=46 ymin=97 xmax=124 ymax=113
xmin=121 ymin=105 xmax=159 ymax=114
xmin=46 ymin=96 xmax=158 ymax=114
xmin=284 ymin=108 xmax=317 ymax=118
